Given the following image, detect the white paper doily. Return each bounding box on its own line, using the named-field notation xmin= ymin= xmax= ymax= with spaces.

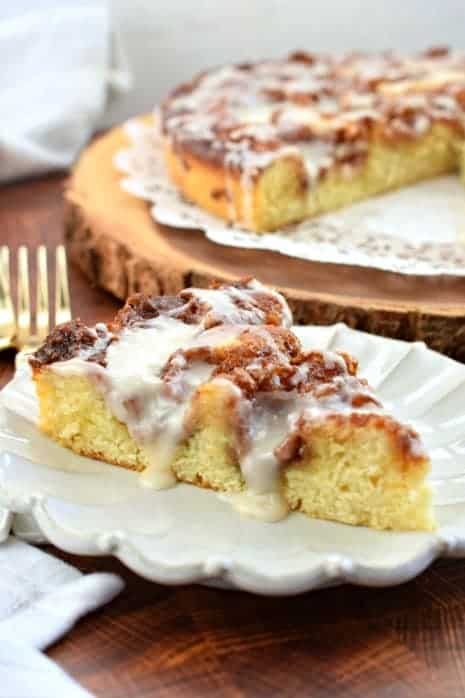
xmin=113 ymin=119 xmax=465 ymax=277
xmin=2 ymin=325 xmax=465 ymax=595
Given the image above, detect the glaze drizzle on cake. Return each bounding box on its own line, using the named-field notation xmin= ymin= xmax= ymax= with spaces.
xmin=30 ymin=279 xmax=433 ymax=530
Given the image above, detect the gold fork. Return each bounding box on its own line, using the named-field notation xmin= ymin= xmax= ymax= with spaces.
xmin=0 ymin=248 xmax=15 ymax=352
xmin=0 ymin=245 xmax=71 ymax=356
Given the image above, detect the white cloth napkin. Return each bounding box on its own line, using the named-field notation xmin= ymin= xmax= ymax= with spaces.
xmin=0 ymin=0 xmax=131 ymax=183
xmin=0 ymin=535 xmax=124 ymax=697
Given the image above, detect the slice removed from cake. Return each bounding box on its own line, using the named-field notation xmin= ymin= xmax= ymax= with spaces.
xmin=29 ymin=278 xmax=434 ymax=531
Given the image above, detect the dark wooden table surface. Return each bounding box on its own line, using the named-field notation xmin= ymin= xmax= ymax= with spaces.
xmin=2 ymin=175 xmax=465 ymax=698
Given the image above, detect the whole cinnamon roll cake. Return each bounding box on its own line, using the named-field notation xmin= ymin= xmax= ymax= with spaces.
xmin=30 ymin=279 xmax=433 ymax=530
xmin=161 ymin=47 xmax=465 ymax=231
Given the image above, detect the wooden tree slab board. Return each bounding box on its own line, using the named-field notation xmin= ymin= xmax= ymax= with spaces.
xmin=65 ymin=118 xmax=465 ymax=361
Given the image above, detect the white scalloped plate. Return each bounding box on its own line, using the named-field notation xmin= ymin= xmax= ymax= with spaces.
xmin=1 ymin=323 xmax=465 ymax=596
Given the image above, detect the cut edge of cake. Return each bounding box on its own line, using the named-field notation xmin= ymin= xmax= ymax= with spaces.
xmin=163 ymin=122 xmax=462 ymax=232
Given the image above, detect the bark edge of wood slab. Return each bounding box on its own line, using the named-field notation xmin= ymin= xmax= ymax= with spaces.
xmin=64 ymin=118 xmax=465 ymax=361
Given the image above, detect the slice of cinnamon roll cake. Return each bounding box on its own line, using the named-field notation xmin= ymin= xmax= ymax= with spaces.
xmin=30 ymin=279 xmax=434 ymax=530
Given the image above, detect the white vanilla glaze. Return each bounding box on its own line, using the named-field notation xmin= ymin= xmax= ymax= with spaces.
xmin=299 ymin=141 xmax=334 ymax=185
xmin=184 ymin=279 xmax=293 ymax=328
xmin=46 ymin=285 xmax=423 ymax=522
xmin=49 ymin=282 xmax=293 ymax=499
xmin=228 ymin=358 xmax=386 ymax=521
xmin=235 ymin=393 xmax=301 ymax=521
xmin=53 ymin=318 xmax=246 ymax=489
xmin=52 ymin=316 xmax=200 ymax=487
xmin=222 ymin=491 xmax=289 ymax=523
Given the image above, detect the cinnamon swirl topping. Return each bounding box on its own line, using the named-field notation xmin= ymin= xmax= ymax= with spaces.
xmin=162 ymin=47 xmax=465 ymax=184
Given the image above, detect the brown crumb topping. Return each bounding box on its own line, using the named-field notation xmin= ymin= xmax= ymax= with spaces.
xmin=29 ymin=320 xmax=113 ymax=369
xmin=113 ymin=294 xmax=189 ymax=329
xmin=275 ymin=413 xmax=424 ymax=467
xmin=161 ymin=47 xmax=465 ymax=177
xmin=162 ymin=325 xmax=370 ymax=403
xmin=30 ymin=278 xmax=291 ymax=368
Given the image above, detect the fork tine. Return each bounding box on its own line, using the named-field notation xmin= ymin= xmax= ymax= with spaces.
xmin=36 ymin=245 xmax=49 ymax=342
xmin=0 ymin=247 xmax=15 ymax=350
xmin=55 ymin=245 xmax=71 ymax=325
xmin=16 ymin=246 xmax=31 ymax=347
